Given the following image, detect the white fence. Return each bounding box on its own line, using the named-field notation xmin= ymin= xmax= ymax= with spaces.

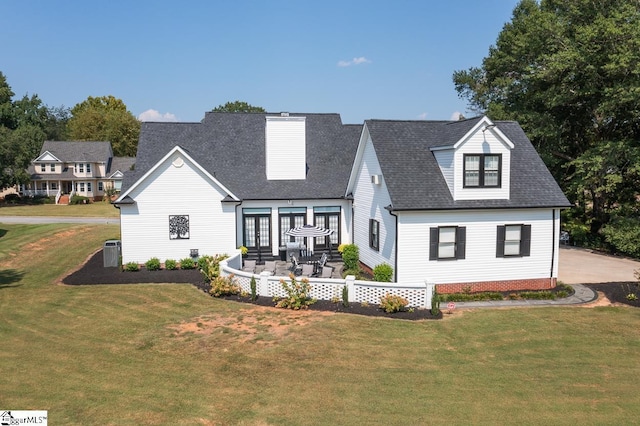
xmin=220 ymin=252 xmax=434 ymax=308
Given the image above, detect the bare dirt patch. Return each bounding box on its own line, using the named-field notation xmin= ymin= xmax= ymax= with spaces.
xmin=169 ymin=305 xmax=333 ymax=346
xmin=0 ymin=227 xmax=88 ymax=269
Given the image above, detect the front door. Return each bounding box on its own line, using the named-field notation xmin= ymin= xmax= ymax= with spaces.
xmin=243 ymin=210 xmax=271 ymax=256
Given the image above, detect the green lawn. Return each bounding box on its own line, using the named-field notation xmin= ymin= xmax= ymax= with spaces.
xmin=1 ymin=224 xmax=639 ymax=425
xmin=0 ymin=202 xmax=119 ymax=217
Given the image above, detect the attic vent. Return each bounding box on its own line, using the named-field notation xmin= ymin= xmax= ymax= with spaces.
xmin=371 ymin=175 xmax=381 ymax=185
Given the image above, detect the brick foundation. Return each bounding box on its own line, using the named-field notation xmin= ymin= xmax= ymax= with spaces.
xmin=436 ymin=278 xmax=556 ymax=294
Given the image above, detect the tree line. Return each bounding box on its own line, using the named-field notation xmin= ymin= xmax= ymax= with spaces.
xmin=0 ymin=72 xmax=140 ymax=189
xmin=453 ymin=0 xmax=640 ymax=257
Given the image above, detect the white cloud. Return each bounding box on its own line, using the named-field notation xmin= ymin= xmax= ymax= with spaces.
xmin=418 ymin=112 xmax=428 ymax=120
xmin=337 ymin=56 xmax=372 ymax=67
xmin=138 ymin=109 xmax=178 ymax=122
xmin=450 ymin=111 xmax=463 ymax=121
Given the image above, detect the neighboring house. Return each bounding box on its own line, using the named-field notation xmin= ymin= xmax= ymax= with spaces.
xmin=23 ymin=141 xmax=135 ymax=203
xmin=347 ymin=116 xmax=571 ymax=292
xmin=115 ymin=112 xmax=570 ymax=292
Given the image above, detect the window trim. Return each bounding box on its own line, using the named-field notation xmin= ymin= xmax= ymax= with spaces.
xmin=496 ymin=224 xmax=531 ymax=257
xmin=369 ymin=219 xmax=380 ymax=251
xmin=463 ymin=153 xmax=502 ymax=188
xmin=430 ymin=226 xmax=466 ymax=260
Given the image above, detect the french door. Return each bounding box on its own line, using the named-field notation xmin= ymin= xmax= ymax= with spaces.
xmin=243 ymin=209 xmax=271 ymax=255
xmin=313 ymin=207 xmax=340 ymax=252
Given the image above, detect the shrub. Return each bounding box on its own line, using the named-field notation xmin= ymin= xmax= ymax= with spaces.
xmin=275 ymin=274 xmax=316 ymax=310
xmin=3 ymin=193 xmax=20 ymax=204
xmin=341 ymin=244 xmax=359 ymax=271
xmin=209 ymin=275 xmax=241 ymax=297
xmin=124 ymin=261 xmax=139 ymax=272
xmin=431 ymin=290 xmax=441 ymax=316
xmin=180 ymin=257 xmax=196 ymax=269
xmin=373 ymin=263 xmax=393 ymax=282
xmin=601 ymin=216 xmax=640 ymax=258
xmin=341 ymin=267 xmax=365 ymax=279
xmin=342 ymin=285 xmax=349 ymax=307
xmin=238 ymin=245 xmax=248 ymax=256
xmin=164 ymin=259 xmax=177 ymax=270
xmin=337 ymin=243 xmax=347 ymax=254
xmin=70 ymin=195 xmax=90 ymax=205
xmin=250 ymin=276 xmax=257 ymax=301
xmin=198 ymin=254 xmax=229 ymax=281
xmin=145 ymin=257 xmax=161 ymax=271
xmin=379 ymin=293 xmax=409 ymax=313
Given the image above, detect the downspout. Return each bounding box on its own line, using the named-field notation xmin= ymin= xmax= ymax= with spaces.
xmin=385 ymin=204 xmax=398 ymax=282
xmin=550 ymin=209 xmax=556 ymax=282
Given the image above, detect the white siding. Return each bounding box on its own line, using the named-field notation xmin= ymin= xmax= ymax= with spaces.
xmin=352 ymin=135 xmax=396 ymax=273
xmin=265 ymin=116 xmax=306 ymax=180
xmin=396 ymin=209 xmax=558 ymax=286
xmin=433 ymin=149 xmax=454 ymax=195
xmin=119 ymin=152 xmax=236 ymax=264
xmin=454 ymin=129 xmax=511 ymax=200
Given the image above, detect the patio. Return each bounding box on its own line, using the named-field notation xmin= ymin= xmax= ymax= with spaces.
xmin=254 ymin=259 xmax=344 ymax=279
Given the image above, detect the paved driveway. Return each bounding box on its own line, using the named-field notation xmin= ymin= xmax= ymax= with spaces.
xmin=559 ymin=246 xmax=640 ymax=284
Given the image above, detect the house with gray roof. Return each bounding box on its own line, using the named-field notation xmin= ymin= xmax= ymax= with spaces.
xmin=25 ymin=141 xmax=135 ymax=203
xmin=115 ymin=112 xmax=570 ymax=293
xmin=347 ymin=115 xmax=571 ymax=292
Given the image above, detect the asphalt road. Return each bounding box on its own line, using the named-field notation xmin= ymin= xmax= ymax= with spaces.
xmin=0 ymin=216 xmax=120 ymax=225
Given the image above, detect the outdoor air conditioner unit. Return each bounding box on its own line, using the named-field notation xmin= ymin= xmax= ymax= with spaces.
xmin=371 ymin=175 xmax=381 ymax=185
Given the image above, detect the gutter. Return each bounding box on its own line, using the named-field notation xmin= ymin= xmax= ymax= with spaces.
xmin=385 ymin=204 xmax=399 ymax=282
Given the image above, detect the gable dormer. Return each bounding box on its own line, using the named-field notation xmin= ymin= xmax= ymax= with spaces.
xmin=431 ymin=117 xmax=514 ymax=201
xmin=265 ymin=114 xmax=306 ymax=180
xmin=33 ymin=150 xmax=62 ymax=174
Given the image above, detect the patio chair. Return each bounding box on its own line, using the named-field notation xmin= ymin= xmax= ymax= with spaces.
xmin=263 ymin=260 xmax=276 ymax=275
xmin=300 ymin=263 xmax=315 ymax=277
xmin=290 ymin=256 xmax=302 ymax=275
xmin=320 ymin=266 xmax=333 ymax=278
xmin=242 ymin=260 xmax=256 ymax=273
xmin=318 ymin=253 xmax=328 ymax=269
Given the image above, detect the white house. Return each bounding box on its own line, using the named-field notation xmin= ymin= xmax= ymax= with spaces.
xmin=347 ymin=116 xmax=571 ymax=292
xmin=115 ymin=112 xmax=570 ymax=292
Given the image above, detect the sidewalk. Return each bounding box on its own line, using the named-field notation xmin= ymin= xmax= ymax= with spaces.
xmin=449 ymin=284 xmax=597 ymax=309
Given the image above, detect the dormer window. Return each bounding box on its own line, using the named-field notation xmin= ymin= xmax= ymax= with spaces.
xmin=464 ymin=154 xmax=501 ymax=188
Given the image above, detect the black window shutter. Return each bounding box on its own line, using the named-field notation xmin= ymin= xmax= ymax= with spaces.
xmin=429 ymin=227 xmax=439 ymax=260
xmin=496 ymin=225 xmax=505 ymax=257
xmin=521 ymin=225 xmax=532 ymax=257
xmin=456 ymin=227 xmax=466 ymax=259
xmin=369 ymin=219 xmax=373 ymax=248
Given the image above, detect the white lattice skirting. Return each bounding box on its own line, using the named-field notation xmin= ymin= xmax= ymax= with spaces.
xmin=221 ymin=252 xmax=434 ymax=308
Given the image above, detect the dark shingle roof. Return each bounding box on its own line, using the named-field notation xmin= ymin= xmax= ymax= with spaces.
xmin=109 ymin=156 xmax=135 ymax=175
xmin=124 ymin=112 xmax=362 ymax=200
xmin=366 ymin=118 xmax=571 ymax=210
xmin=39 ymin=141 xmax=113 ymax=163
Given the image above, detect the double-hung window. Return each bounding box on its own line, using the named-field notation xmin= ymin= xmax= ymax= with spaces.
xmin=430 ymin=226 xmax=466 ymax=260
xmin=464 ymin=154 xmax=501 ymax=187
xmin=86 ymin=163 xmax=91 ymax=173
xmin=369 ymin=219 xmax=379 ymax=251
xmin=50 ymin=163 xmax=55 ymax=172
xmin=40 ymin=164 xmax=46 ymax=172
xmin=78 ymin=163 xmax=84 ymax=173
xmin=496 ymin=224 xmax=531 ymax=257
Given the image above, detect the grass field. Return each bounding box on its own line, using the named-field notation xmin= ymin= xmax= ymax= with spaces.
xmin=0 ymin=202 xmax=119 ymax=217
xmin=1 ymin=224 xmax=639 ymax=425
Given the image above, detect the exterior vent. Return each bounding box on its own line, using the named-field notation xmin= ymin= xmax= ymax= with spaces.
xmin=371 ymin=175 xmax=381 ymax=185
xmin=281 ymin=112 xmax=289 ymax=117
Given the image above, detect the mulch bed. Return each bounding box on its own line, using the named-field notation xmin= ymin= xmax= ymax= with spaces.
xmin=584 ymin=283 xmax=640 ymax=308
xmin=62 ymin=250 xmax=442 ymax=320
xmin=63 ymin=251 xmax=640 ymax=315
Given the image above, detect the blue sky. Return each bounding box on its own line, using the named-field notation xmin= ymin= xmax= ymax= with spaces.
xmin=2 ymin=0 xmax=520 ymax=124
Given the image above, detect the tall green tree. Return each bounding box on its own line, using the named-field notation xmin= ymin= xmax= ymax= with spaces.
xmin=68 ymin=95 xmax=140 ymax=157
xmin=211 ymin=100 xmax=265 ymax=113
xmin=453 ymin=0 xmax=640 ymax=251
xmin=0 ymin=72 xmax=61 ymax=188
